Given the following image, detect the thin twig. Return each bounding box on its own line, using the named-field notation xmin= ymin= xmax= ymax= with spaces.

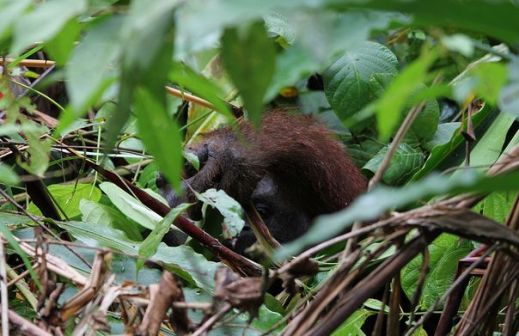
xmin=0 ymin=58 xmax=55 ymax=68
xmin=369 ymin=102 xmax=426 ymax=190
xmin=192 ymin=303 xmax=232 ymax=336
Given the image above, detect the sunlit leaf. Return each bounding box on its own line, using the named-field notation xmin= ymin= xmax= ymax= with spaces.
xmin=196 ymin=188 xmax=245 ymax=239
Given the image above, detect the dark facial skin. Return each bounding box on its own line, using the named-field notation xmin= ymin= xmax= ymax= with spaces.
xmin=158 ymin=173 xmax=311 ymax=255
xmin=233 ymin=175 xmax=311 ymax=255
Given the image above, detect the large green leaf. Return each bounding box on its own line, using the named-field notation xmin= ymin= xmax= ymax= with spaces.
xmin=267 ymin=11 xmax=399 ymax=100
xmin=105 ymin=0 xmax=176 ymax=149
xmin=0 ymin=164 xmax=19 ymax=185
xmin=500 ymin=60 xmax=519 ymax=119
xmin=375 ymin=50 xmax=437 ymax=141
xmin=12 ymin=0 xmax=86 ymax=54
xmin=221 ymin=21 xmax=276 ymax=125
xmin=363 ymin=143 xmax=425 ymax=185
xmin=56 ymin=219 xmax=220 ymax=291
xmin=79 ymin=199 xmax=142 ymax=241
xmin=99 ymin=182 xmax=161 ymax=230
xmin=331 ymin=308 xmax=374 ymax=336
xmin=323 ymin=41 xmax=398 ymax=118
xmin=27 ymin=183 xmax=102 ymax=219
xmin=134 ymin=87 xmax=182 ymax=190
xmin=45 ymin=19 xmax=81 ymax=66
xmin=334 ymin=0 xmax=519 ymax=44
xmin=138 ymin=203 xmax=191 ymax=269
xmin=196 ymin=189 xmax=245 ymax=239
xmin=408 ymin=97 xmax=440 ymax=143
xmin=65 ymin=16 xmax=123 ymax=114
xmin=0 ymin=0 xmax=32 ymax=40
xmin=460 ymin=112 xmax=515 ymax=173
xmin=475 ymin=191 xmax=519 ymax=224
xmin=276 ymin=169 xmax=519 ymax=259
xmin=169 ymin=62 xmax=231 ymax=118
xmin=401 ymin=234 xmax=472 ymax=309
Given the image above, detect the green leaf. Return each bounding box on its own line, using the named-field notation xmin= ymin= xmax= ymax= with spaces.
xmin=17 ymin=127 xmax=52 ymax=177
xmin=153 ymin=243 xmax=221 ymax=292
xmin=276 ymin=169 xmax=519 ymax=259
xmin=105 ymin=0 xmax=175 ymax=149
xmin=79 ymin=199 xmax=142 ymax=241
xmin=461 ymin=112 xmax=515 ymax=173
xmin=0 ymin=0 xmax=31 ymax=40
xmin=335 ymin=0 xmax=519 ymax=44
xmin=138 ymin=203 xmax=191 ymax=269
xmin=475 ymin=191 xmax=519 ymax=224
xmin=65 ymin=16 xmax=123 ymax=113
xmin=454 ymin=62 xmax=507 ymax=105
xmin=27 ymin=183 xmax=101 ymax=219
xmin=331 ymin=308 xmax=374 ymax=336
xmin=402 ymin=234 xmax=472 ymax=309
xmin=499 ymin=60 xmax=519 ymax=119
xmin=0 ymin=213 xmax=32 ymax=226
xmin=323 ymin=41 xmax=398 ymax=118
xmin=363 ymin=143 xmax=425 ymax=185
xmin=55 ymin=219 xmax=220 ymax=291
xmin=375 ymin=50 xmax=437 ymax=141
xmin=267 ymin=11 xmax=399 ymax=101
xmin=183 ymin=151 xmax=200 ymax=171
xmin=251 ymin=305 xmax=285 ymax=331
xmin=12 ymin=0 xmax=86 ymax=55
xmin=221 ymin=21 xmax=275 ymax=125
xmin=424 ymin=122 xmax=461 ymax=151
xmin=134 ymin=87 xmax=182 ymax=190
xmin=56 ymin=219 xmax=138 ymax=254
xmin=45 ymin=19 xmax=81 ymax=66
xmin=170 ymin=63 xmax=232 ymax=118
xmin=0 ymin=225 xmax=42 ymax=292
xmin=0 ymin=164 xmax=19 ymax=185
xmin=196 ymin=189 xmax=245 ymax=239
xmin=99 ymin=182 xmax=161 ymax=230
xmin=408 ymin=98 xmax=440 ymax=143
xmin=411 ymin=104 xmax=493 ymax=181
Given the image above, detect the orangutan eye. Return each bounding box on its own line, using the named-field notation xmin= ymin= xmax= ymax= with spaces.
xmin=254 ymin=203 xmax=270 ymax=218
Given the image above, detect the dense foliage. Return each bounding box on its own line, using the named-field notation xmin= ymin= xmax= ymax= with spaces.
xmin=0 ymin=0 xmax=519 ymax=335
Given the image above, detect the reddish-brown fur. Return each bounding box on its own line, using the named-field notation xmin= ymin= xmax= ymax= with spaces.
xmin=184 ymin=110 xmax=366 ymax=218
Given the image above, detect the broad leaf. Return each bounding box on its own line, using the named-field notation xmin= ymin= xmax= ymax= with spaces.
xmin=375 ymin=50 xmax=437 ymax=141
xmin=0 ymin=164 xmax=19 ymax=185
xmin=134 ymin=87 xmax=182 ymax=190
xmin=196 ymin=189 xmax=245 ymax=239
xmin=138 ymin=203 xmax=191 ymax=269
xmin=65 ymin=16 xmax=123 ymax=113
xmin=323 ymin=41 xmax=398 ymax=118
xmin=99 ymin=182 xmax=161 ymax=230
xmin=363 ymin=143 xmax=425 ymax=185
xmin=402 ymin=234 xmax=472 ymax=309
xmin=79 ymin=199 xmax=142 ymax=241
xmin=12 ymin=0 xmax=86 ymax=54
xmin=331 ymin=308 xmax=374 ymax=336
xmin=500 ymin=60 xmax=519 ymax=119
xmin=27 ymin=183 xmax=102 ymax=219
xmin=221 ymin=21 xmax=275 ymax=125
